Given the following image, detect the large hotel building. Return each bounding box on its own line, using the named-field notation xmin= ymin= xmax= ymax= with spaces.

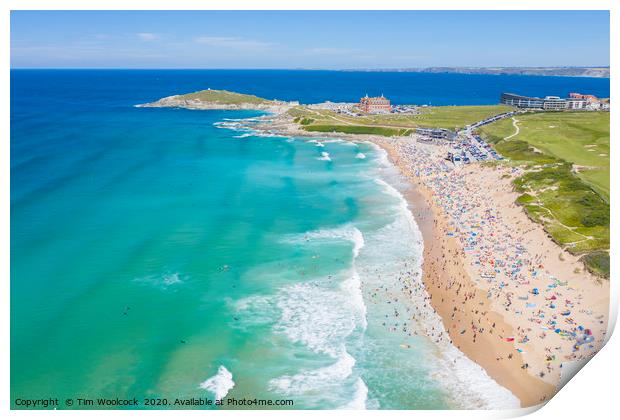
xmin=358 ymin=94 xmax=392 ymax=113
xmin=500 ymin=92 xmax=604 ymax=110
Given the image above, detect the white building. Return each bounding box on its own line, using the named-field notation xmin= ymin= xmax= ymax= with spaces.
xmin=566 ymin=99 xmax=588 ymax=110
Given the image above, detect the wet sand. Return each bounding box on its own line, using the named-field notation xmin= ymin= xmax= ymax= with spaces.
xmin=382 ymin=145 xmax=555 ymax=406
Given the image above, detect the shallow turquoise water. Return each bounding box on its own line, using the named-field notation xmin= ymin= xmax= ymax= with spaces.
xmin=11 ymin=70 xmax=525 ymax=409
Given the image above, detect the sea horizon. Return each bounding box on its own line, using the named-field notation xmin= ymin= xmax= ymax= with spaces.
xmin=9 ymin=69 xmax=610 ymax=107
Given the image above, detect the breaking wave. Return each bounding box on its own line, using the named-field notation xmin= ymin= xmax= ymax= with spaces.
xmin=199 ymin=366 xmax=235 ymax=400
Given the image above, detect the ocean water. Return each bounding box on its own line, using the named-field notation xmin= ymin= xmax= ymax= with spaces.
xmin=10 ymin=70 xmax=609 ymax=409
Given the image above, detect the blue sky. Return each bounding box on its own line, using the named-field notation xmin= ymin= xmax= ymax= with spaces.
xmin=11 ymin=10 xmax=610 ymax=69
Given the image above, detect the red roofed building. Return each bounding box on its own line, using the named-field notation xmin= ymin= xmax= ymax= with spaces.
xmin=358 ymin=94 xmax=391 ymax=114
xmin=569 ymin=92 xmax=599 ymax=103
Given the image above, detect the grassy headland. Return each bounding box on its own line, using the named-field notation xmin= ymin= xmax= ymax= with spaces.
xmin=178 ymin=89 xmax=274 ymax=104
xmin=477 ymin=112 xmax=610 ymax=278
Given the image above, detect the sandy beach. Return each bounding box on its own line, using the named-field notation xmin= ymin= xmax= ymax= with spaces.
xmin=246 ymin=112 xmax=610 ymax=408
xmin=372 ymin=137 xmax=609 ymax=407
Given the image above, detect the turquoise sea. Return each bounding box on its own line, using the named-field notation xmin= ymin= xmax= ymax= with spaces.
xmin=11 ymin=70 xmax=609 ymax=409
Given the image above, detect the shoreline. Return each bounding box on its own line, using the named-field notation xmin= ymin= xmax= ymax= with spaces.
xmin=211 ymin=110 xmax=609 ymax=408
xmin=373 ymin=140 xmax=556 ymax=407
xmin=367 ymin=137 xmax=608 ymax=408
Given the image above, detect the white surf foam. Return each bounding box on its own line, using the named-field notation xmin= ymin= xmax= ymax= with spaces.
xmin=267 ymin=225 xmax=369 ymax=406
xmin=319 ymin=138 xmax=357 ymax=147
xmin=162 ymin=273 xmax=182 ymax=286
xmin=374 ymin=178 xmax=405 ymax=201
xmin=433 ymin=344 xmax=521 ymax=409
xmin=307 ymin=139 xmax=325 ymax=147
xmin=199 ymin=365 xmax=235 ymax=400
xmin=274 ymin=277 xmax=364 ymax=358
xmin=213 ymin=121 xmax=241 ymax=129
xmin=370 ymin=174 xmax=520 ymax=409
xmin=317 ymin=151 xmax=331 ymax=161
xmin=355 ymin=152 xmax=366 ymax=159
xmin=231 ymin=294 xmax=278 ymax=327
xmin=286 ymin=225 xmax=367 ymax=328
xmin=266 ymin=277 xmax=366 ymax=407
xmin=340 ymin=270 xmax=368 ymax=329
xmin=255 ymin=131 xmax=277 ymax=137
xmin=339 ymin=378 xmax=368 ymax=410
xmin=269 ymin=351 xmax=356 ymax=395
xmin=223 ymin=117 xmax=260 ymax=122
xmin=298 ymin=224 xmax=365 ymax=258
xmin=134 ymin=272 xmax=183 ymax=289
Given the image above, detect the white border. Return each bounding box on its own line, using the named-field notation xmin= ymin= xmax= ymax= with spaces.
xmin=2 ymin=2 xmax=616 ymax=420
xmin=0 ymin=0 xmax=616 ymax=10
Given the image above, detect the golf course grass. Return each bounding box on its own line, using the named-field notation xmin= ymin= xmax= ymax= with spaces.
xmin=478 ymin=112 xmax=609 ymax=199
xmin=478 ymin=111 xmax=610 ymax=278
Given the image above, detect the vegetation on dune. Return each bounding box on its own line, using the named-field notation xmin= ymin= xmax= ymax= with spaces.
xmin=477 ymin=112 xmax=610 ymax=278
xmin=494 ymin=140 xmax=559 ymax=164
xmin=304 ymin=124 xmax=411 ymax=137
xmin=178 ymin=89 xmax=272 ymax=104
xmin=479 ymin=111 xmax=610 ymax=198
xmin=582 ymin=251 xmax=611 ymax=279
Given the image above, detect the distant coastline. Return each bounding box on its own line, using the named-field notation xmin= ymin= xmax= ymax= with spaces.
xmin=339 ymin=67 xmax=610 ymax=78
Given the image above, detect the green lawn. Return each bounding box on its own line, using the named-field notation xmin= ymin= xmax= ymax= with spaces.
xmin=477 ymin=111 xmax=610 ymax=278
xmin=410 ymin=105 xmax=514 ymax=130
xmin=290 ymin=104 xmax=514 ymax=136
